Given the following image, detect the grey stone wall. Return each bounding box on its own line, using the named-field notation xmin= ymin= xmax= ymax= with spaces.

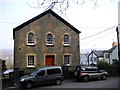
xmin=14 ymin=13 xmax=80 ymax=73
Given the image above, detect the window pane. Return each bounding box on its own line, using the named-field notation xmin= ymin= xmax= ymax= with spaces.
xmin=37 ymin=70 xmax=45 ymax=76
xmin=47 ymin=68 xmax=61 ymax=75
xmin=64 ymin=55 xmax=70 ymax=65
xmin=105 ymin=54 xmax=109 ymax=58
xmin=28 ymin=55 xmax=34 ymax=66
xmin=28 ymin=33 xmax=34 ymax=44
xmin=64 ymin=35 xmax=69 ymax=44
xmin=47 ymin=34 xmax=53 ymax=44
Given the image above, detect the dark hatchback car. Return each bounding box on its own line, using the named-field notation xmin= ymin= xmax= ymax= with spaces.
xmin=74 ymin=66 xmax=108 ymax=82
xmin=19 ymin=66 xmax=64 ymax=88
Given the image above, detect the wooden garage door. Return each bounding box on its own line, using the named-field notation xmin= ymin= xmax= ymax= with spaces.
xmin=45 ymin=55 xmax=55 ymax=66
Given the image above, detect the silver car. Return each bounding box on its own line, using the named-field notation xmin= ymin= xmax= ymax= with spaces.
xmin=74 ymin=66 xmax=108 ymax=82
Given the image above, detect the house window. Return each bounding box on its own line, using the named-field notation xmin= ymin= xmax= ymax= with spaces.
xmin=64 ymin=55 xmax=70 ymax=66
xmin=94 ymin=58 xmax=97 ymax=63
xmin=63 ymin=34 xmax=70 ymax=46
xmin=46 ymin=33 xmax=53 ymax=45
xmin=105 ymin=54 xmax=109 ymax=58
xmin=27 ymin=33 xmax=35 ymax=45
xmin=27 ymin=55 xmax=35 ymax=67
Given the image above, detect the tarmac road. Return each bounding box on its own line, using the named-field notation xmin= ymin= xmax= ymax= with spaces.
xmin=38 ymin=76 xmax=119 ymax=88
xmin=3 ymin=76 xmax=120 ymax=90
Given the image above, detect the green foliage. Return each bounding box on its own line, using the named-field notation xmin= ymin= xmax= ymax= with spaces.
xmin=109 ymin=61 xmax=120 ymax=76
xmin=2 ymin=74 xmax=9 ymax=79
xmin=34 ymin=65 xmax=46 ymax=69
xmin=0 ymin=59 xmax=7 ymax=72
xmin=98 ymin=60 xmax=109 ymax=70
xmin=98 ymin=60 xmax=120 ymax=76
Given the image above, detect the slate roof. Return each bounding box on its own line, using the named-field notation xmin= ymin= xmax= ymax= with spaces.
xmin=108 ymin=46 xmax=117 ymax=53
xmin=13 ymin=9 xmax=81 ymax=39
xmin=92 ymin=50 xmax=105 ymax=58
xmin=103 ymin=46 xmax=117 ymax=53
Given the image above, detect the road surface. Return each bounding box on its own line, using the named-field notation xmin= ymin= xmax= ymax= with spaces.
xmin=3 ymin=76 xmax=120 ymax=90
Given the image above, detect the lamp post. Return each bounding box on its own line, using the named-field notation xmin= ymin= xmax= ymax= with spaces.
xmin=116 ymin=27 xmax=120 ymax=62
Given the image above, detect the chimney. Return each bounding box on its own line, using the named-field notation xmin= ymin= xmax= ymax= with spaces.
xmin=112 ymin=42 xmax=118 ymax=47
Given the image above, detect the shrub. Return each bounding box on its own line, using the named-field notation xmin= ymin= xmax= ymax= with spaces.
xmin=1 ymin=59 xmax=7 ymax=72
xmin=98 ymin=60 xmax=109 ymax=70
xmin=98 ymin=60 xmax=120 ymax=76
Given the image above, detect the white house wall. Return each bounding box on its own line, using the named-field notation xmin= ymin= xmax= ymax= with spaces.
xmin=104 ymin=47 xmax=118 ymax=64
xmin=80 ymin=54 xmax=88 ymax=65
xmin=89 ymin=53 xmax=97 ymax=64
xmin=111 ymin=47 xmax=118 ymax=64
xmin=104 ymin=52 xmax=110 ymax=64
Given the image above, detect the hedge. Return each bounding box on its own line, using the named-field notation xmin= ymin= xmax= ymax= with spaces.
xmin=98 ymin=60 xmax=120 ymax=76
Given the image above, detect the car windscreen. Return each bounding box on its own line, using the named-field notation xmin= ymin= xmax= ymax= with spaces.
xmin=30 ymin=69 xmax=39 ymax=76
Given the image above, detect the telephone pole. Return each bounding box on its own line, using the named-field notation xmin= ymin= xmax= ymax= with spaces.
xmin=116 ymin=27 xmax=120 ymax=62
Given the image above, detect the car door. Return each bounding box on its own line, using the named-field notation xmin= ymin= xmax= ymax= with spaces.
xmin=74 ymin=66 xmax=81 ymax=77
xmin=46 ymin=68 xmax=62 ymax=82
xmin=34 ymin=70 xmax=46 ymax=85
xmin=86 ymin=68 xmax=97 ymax=79
xmin=90 ymin=68 xmax=100 ymax=79
xmin=85 ymin=68 xmax=94 ymax=79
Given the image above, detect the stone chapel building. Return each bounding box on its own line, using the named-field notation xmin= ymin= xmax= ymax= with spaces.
xmin=13 ymin=9 xmax=81 ymax=73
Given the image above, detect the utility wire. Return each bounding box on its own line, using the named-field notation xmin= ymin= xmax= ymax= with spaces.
xmin=81 ymin=30 xmax=116 ymax=45
xmin=81 ymin=25 xmax=117 ymax=40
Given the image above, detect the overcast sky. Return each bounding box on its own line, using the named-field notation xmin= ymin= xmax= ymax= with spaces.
xmin=0 ymin=0 xmax=119 ymax=52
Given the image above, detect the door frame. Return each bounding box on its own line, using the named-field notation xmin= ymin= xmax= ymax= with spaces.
xmin=44 ymin=54 xmax=56 ymax=66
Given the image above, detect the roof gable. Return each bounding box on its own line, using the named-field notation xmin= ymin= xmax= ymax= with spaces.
xmin=13 ymin=9 xmax=81 ymax=39
xmin=90 ymin=50 xmax=105 ymax=57
xmin=108 ymin=46 xmax=117 ymax=53
xmin=103 ymin=46 xmax=118 ymax=53
xmin=94 ymin=51 xmax=104 ymax=57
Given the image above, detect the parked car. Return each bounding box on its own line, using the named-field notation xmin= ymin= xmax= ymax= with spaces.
xmin=19 ymin=66 xmax=64 ymax=88
xmin=74 ymin=66 xmax=108 ymax=82
xmin=3 ymin=69 xmax=13 ymax=75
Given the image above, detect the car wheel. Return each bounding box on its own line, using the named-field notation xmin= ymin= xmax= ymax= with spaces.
xmin=102 ymin=74 xmax=107 ymax=80
xmin=83 ymin=76 xmax=89 ymax=82
xmin=55 ymin=79 xmax=62 ymax=85
xmin=25 ymin=82 xmax=33 ymax=89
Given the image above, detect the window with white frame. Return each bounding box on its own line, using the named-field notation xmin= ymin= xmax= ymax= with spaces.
xmin=27 ymin=55 xmax=35 ymax=67
xmin=46 ymin=34 xmax=53 ymax=45
xmin=64 ymin=55 xmax=70 ymax=66
xmin=105 ymin=53 xmax=109 ymax=58
xmin=27 ymin=33 xmax=35 ymax=45
xmin=63 ymin=34 xmax=70 ymax=45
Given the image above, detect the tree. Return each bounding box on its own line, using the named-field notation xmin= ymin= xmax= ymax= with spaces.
xmin=0 ymin=59 xmax=7 ymax=72
xmin=26 ymin=0 xmax=99 ymax=14
xmin=98 ymin=60 xmax=120 ymax=76
xmin=97 ymin=60 xmax=109 ymax=70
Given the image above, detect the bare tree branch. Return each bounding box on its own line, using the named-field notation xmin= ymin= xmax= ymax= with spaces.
xmin=72 ymin=0 xmax=85 ymax=5
xmin=91 ymin=0 xmax=98 ymax=8
xmin=26 ymin=0 xmax=116 ymax=14
xmin=26 ymin=0 xmax=85 ymax=11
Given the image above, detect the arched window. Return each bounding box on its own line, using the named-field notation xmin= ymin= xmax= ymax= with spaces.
xmin=64 ymin=34 xmax=70 ymax=45
xmin=27 ymin=33 xmax=35 ymax=45
xmin=46 ymin=33 xmax=53 ymax=45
